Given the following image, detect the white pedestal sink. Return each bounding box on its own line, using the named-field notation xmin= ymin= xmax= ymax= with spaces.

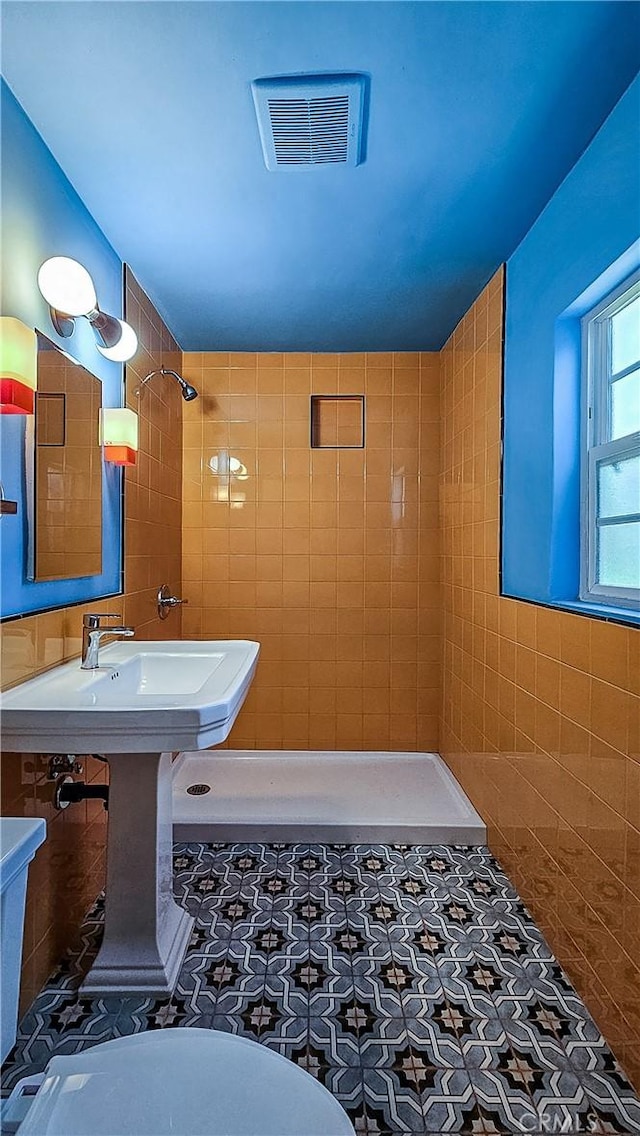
xmin=1 ymin=640 xmax=259 ymax=996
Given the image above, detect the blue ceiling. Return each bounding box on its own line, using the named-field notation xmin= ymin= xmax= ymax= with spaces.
xmin=2 ymin=2 xmax=639 ymax=351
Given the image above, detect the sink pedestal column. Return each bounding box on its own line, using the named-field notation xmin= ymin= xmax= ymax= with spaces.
xmin=82 ymin=752 xmax=193 ymax=997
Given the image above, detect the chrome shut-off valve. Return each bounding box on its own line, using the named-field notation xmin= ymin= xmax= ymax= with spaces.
xmin=157 ymin=583 xmax=189 ymax=620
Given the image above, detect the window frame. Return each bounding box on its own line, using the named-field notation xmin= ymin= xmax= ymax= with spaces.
xmin=580 ymin=270 xmax=640 ymax=608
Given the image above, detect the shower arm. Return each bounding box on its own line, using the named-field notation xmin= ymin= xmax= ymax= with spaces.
xmin=139 ymin=367 xmax=181 ymax=389
xmin=138 ymin=368 xmax=198 ymax=401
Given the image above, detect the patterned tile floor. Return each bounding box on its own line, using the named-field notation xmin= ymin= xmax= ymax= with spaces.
xmin=3 ymin=843 xmax=640 ymax=1135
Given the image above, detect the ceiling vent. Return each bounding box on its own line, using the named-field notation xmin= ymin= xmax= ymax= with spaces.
xmin=251 ymin=73 xmax=366 ymax=171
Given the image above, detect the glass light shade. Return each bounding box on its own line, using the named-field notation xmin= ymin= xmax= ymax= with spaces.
xmin=0 ymin=317 xmax=37 ymax=414
xmin=96 ymin=319 xmax=138 ymax=362
xmin=100 ymin=407 xmax=139 ymax=466
xmin=37 ymin=256 xmax=97 ymax=316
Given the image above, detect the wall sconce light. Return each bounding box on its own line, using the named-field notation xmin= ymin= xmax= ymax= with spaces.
xmin=100 ymin=407 xmax=139 ymax=466
xmin=96 ymin=319 xmax=139 ymax=362
xmin=37 ymin=257 xmax=138 ymax=362
xmin=0 ymin=317 xmax=37 ymax=414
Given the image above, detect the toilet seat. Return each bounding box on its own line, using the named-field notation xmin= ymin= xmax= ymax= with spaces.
xmin=16 ymin=1028 xmax=355 ymax=1135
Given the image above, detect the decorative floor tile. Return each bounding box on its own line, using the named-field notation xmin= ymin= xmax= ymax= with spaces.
xmin=404 ymin=1016 xmax=466 ymax=1069
xmin=117 ymin=994 xmax=209 ymax=1031
xmin=434 ymin=959 xmax=501 ymax=1019
xmin=411 ymin=1066 xmax=479 ymax=1133
xmin=563 ymin=1022 xmax=636 ymax=1080
xmin=176 ymin=941 xmax=267 ymax=1015
xmin=356 ymin=1019 xmax=411 ymax=1070
xmin=353 ymin=958 xmax=412 ymax=1019
xmin=362 ymin=1065 xmax=427 ymax=1132
xmin=524 ymin=1068 xmax=592 ymax=1130
xmin=209 ymin=1010 xmax=262 ymax=1042
xmin=308 ymin=1014 xmax=363 ymax=1067
xmin=520 ymin=959 xmax=596 ymax=1019
xmin=394 ymin=927 xmax=475 ymax=965
xmin=329 ymin=927 xmax=394 ymax=963
xmin=2 ymin=1008 xmax=122 ymax=1092
xmin=582 ymin=1071 xmax=640 ymax=1133
xmin=3 ymin=840 xmax=639 ymax=1136
xmin=41 ymin=924 xmax=103 ymax=994
xmin=468 ymin=1069 xmax=538 ymax=1132
xmin=265 ymin=956 xmax=354 ymax=1018
xmin=259 ymin=1018 xmax=316 ymax=1062
xmin=501 ymin=1018 xmax=574 ymax=1073
xmin=324 ymin=1068 xmax=368 ymax=1131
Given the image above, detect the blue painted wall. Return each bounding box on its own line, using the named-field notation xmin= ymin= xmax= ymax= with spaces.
xmin=4 ymin=3 xmax=640 ymax=352
xmin=0 ymin=81 xmax=124 ymax=619
xmin=502 ymin=74 xmax=640 ymax=620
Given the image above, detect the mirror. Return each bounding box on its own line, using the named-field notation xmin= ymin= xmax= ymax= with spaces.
xmin=27 ymin=332 xmax=103 ymax=581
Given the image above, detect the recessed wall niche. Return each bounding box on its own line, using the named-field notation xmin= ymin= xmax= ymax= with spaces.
xmin=310 ymin=394 xmax=365 ymax=449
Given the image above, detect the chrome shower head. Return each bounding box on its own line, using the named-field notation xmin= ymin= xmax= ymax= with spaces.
xmin=139 ymin=368 xmax=199 ymax=402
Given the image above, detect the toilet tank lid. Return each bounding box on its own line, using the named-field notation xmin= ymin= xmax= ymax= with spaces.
xmin=0 ymin=819 xmax=46 ymax=895
xmin=16 ymin=1027 xmax=356 ymax=1136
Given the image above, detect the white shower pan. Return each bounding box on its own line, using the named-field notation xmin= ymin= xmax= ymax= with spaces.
xmin=172 ymin=751 xmax=485 ymax=844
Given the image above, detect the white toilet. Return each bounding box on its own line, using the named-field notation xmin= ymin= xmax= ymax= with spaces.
xmin=0 ymin=819 xmax=47 ymax=1066
xmin=6 ymin=1028 xmax=355 ymax=1135
xmin=0 ymin=818 xmax=354 ymax=1136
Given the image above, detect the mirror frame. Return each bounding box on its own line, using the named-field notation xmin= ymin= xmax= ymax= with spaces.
xmin=0 ymin=329 xmax=124 ymax=622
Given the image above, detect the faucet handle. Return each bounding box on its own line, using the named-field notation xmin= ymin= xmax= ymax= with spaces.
xmin=157 ymin=584 xmax=188 ymax=620
xmin=83 ymin=612 xmax=122 ymax=628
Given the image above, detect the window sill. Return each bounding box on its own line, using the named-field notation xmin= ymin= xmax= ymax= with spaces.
xmin=501 ymin=590 xmax=639 ymax=627
xmin=550 ymin=597 xmax=639 ymax=627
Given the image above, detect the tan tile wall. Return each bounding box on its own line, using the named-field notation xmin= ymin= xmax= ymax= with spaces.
xmin=439 ymin=266 xmax=640 ymax=1088
xmin=0 ymin=270 xmax=182 ymax=1011
xmin=181 ymin=352 xmax=441 ymax=751
xmin=123 ymin=269 xmax=183 ymax=634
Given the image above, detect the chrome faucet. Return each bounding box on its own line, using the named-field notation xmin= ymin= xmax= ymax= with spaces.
xmin=81 ymin=613 xmax=135 ymax=670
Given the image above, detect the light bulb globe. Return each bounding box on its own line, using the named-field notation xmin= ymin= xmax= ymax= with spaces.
xmin=96 ymin=320 xmax=138 ymax=362
xmin=37 ymin=257 xmax=97 ymax=316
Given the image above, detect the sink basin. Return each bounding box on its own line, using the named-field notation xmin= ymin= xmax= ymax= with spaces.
xmin=0 ymin=640 xmax=260 ymax=752
xmin=86 ymin=650 xmax=226 ymax=698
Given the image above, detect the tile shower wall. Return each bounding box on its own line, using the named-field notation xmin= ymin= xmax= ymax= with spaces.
xmin=122 ymin=268 xmax=183 ymax=635
xmin=0 ymin=270 xmax=182 ymax=1011
xmin=439 ymin=267 xmax=640 ymax=1088
xmin=181 ymin=353 xmax=441 ymax=752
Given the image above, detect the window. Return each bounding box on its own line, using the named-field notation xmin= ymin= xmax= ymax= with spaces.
xmin=581 ymin=273 xmax=640 ymax=607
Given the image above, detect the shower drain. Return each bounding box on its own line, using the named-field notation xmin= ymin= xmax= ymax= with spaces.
xmin=186 ymin=783 xmax=211 ymax=796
